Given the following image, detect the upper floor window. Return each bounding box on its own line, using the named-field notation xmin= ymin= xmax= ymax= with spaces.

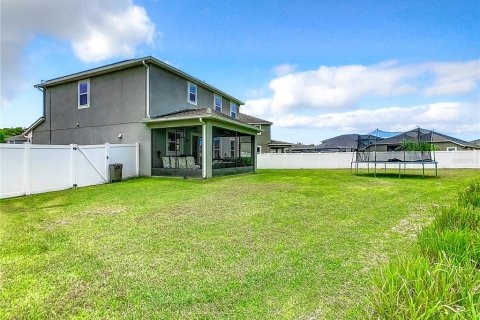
xmin=254 ymin=124 xmax=262 ymax=135
xmin=78 ymin=79 xmax=90 ymax=109
xmin=214 ymin=94 xmax=222 ymax=112
xmin=188 ymin=82 xmax=197 ymax=105
xmin=230 ymin=102 xmax=238 ymax=118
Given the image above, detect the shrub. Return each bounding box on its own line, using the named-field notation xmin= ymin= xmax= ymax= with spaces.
xmin=369 ymin=254 xmax=479 ymax=319
xmin=418 ymin=228 xmax=480 ymax=266
xmin=458 ymin=179 xmax=480 ymax=208
xmin=401 ymin=140 xmax=439 ymax=151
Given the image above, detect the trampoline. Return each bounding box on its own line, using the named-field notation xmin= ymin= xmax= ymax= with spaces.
xmin=351 ymin=128 xmax=438 ymax=177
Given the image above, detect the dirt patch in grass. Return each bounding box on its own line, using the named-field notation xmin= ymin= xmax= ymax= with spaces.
xmin=80 ymin=206 xmax=127 ymax=216
xmin=391 ymin=213 xmax=434 ymax=240
xmin=391 ymin=204 xmax=438 ymax=240
xmin=359 ymin=204 xmax=438 ymax=274
xmin=39 ymin=217 xmax=74 ymax=231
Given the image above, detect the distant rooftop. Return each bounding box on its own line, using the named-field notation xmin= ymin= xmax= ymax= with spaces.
xmin=238 ymin=113 xmax=272 ymax=125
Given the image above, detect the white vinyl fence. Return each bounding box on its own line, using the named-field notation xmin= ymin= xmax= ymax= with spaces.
xmin=0 ymin=143 xmax=139 ymax=199
xmin=258 ymin=151 xmax=480 ymax=169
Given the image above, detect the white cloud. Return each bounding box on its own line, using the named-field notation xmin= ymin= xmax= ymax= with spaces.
xmin=243 ymin=60 xmax=480 ymax=116
xmin=268 ymin=100 xmax=480 ymax=134
xmin=1 ymin=0 xmax=156 ymax=105
xmin=423 ymin=60 xmax=480 ymax=96
xmin=272 ymin=63 xmax=296 ymax=76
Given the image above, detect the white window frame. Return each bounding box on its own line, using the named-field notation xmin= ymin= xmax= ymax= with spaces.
xmin=446 ymin=147 xmax=457 ymax=151
xmin=214 ymin=94 xmax=222 ymax=112
xmin=254 ymin=124 xmax=262 ymax=135
xmin=256 ymin=146 xmax=262 ymax=154
xmin=230 ymin=138 xmax=236 ymax=158
xmin=230 ymin=102 xmax=238 ymax=118
xmin=213 ymin=137 xmax=221 ymax=159
xmin=166 ymin=129 xmax=184 ymax=156
xmin=78 ymin=79 xmax=90 ymax=109
xmin=187 ymin=82 xmax=197 ymax=105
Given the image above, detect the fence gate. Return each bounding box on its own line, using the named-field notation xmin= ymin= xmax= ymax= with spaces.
xmin=0 ymin=143 xmax=139 ymax=199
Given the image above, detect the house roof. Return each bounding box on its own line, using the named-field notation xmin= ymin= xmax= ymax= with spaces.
xmin=34 ymin=56 xmax=244 ymax=105
xmin=6 ymin=134 xmax=27 ymax=141
xmin=141 ymin=108 xmax=262 ymax=133
xmin=377 ymin=128 xmax=477 ymax=148
xmin=268 ymin=140 xmax=293 ymax=147
xmin=24 ymin=117 xmax=45 ymax=134
xmin=238 ymin=113 xmax=272 ymax=125
xmin=291 ymin=144 xmax=320 ymax=151
xmin=319 ymin=134 xmax=360 ymax=150
xmin=471 ymin=139 xmax=480 ymax=145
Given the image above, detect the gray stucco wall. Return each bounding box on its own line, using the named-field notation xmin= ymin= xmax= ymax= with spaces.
xmin=149 ymin=65 xmax=238 ymax=119
xmin=32 ymin=66 xmax=151 ymax=176
xmin=255 ymin=124 xmax=271 ymax=153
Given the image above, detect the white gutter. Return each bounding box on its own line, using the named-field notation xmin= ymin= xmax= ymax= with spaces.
xmin=199 ymin=117 xmax=207 ymax=179
xmin=142 ymin=60 xmax=150 ymax=118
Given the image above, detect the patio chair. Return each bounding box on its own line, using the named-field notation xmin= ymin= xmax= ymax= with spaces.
xmin=162 ymin=157 xmax=171 ymax=169
xmin=178 ymin=157 xmax=187 ymax=169
xmin=186 ymin=156 xmax=200 ymax=169
xmin=169 ymin=157 xmax=177 ymax=169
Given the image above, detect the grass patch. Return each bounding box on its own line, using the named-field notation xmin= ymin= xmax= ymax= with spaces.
xmin=365 ymin=179 xmax=480 ymax=319
xmin=1 ymin=169 xmax=478 ymax=319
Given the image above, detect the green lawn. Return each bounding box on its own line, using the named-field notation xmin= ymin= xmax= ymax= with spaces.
xmin=1 ymin=169 xmax=478 ymax=319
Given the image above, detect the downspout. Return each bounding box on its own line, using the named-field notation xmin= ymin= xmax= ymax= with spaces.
xmin=36 ymin=86 xmax=46 ymax=118
xmin=35 ymin=86 xmax=46 ymax=143
xmin=142 ymin=60 xmax=150 ymax=118
xmin=199 ymin=117 xmax=207 ymax=178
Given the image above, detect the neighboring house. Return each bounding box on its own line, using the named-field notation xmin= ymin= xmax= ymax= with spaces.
xmin=316 ymin=134 xmax=363 ymax=152
xmin=369 ymin=129 xmax=479 ymax=151
xmin=238 ymin=113 xmax=293 ymax=153
xmin=471 ymin=139 xmax=480 ymax=147
xmin=292 ymin=129 xmax=479 ymax=153
xmin=28 ymin=56 xmax=262 ymax=178
xmin=291 ymin=143 xmax=317 ymax=153
xmin=290 ymin=134 xmax=368 ymax=153
xmin=268 ymin=140 xmax=293 ymax=153
xmin=5 ymin=134 xmax=28 ymax=144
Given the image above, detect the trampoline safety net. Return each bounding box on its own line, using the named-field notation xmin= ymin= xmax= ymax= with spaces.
xmin=355 ymin=128 xmax=435 ymax=163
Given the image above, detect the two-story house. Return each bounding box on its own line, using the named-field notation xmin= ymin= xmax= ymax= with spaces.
xmin=238 ymin=114 xmax=292 ymax=153
xmin=26 ymin=57 xmax=262 ymax=178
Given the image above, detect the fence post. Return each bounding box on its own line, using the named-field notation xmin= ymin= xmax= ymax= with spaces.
xmin=135 ymin=142 xmax=140 ymax=177
xmin=70 ymin=144 xmax=77 ymax=188
xmin=475 ymin=150 xmax=479 ymax=169
xmin=24 ymin=143 xmax=31 ymax=196
xmin=105 ymin=143 xmax=111 ymax=182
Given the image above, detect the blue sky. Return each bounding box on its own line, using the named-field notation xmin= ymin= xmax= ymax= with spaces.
xmin=1 ymin=0 xmax=479 ymax=143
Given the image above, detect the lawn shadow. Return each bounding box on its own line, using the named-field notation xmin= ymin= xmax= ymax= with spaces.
xmin=353 ymin=172 xmax=439 ymax=180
